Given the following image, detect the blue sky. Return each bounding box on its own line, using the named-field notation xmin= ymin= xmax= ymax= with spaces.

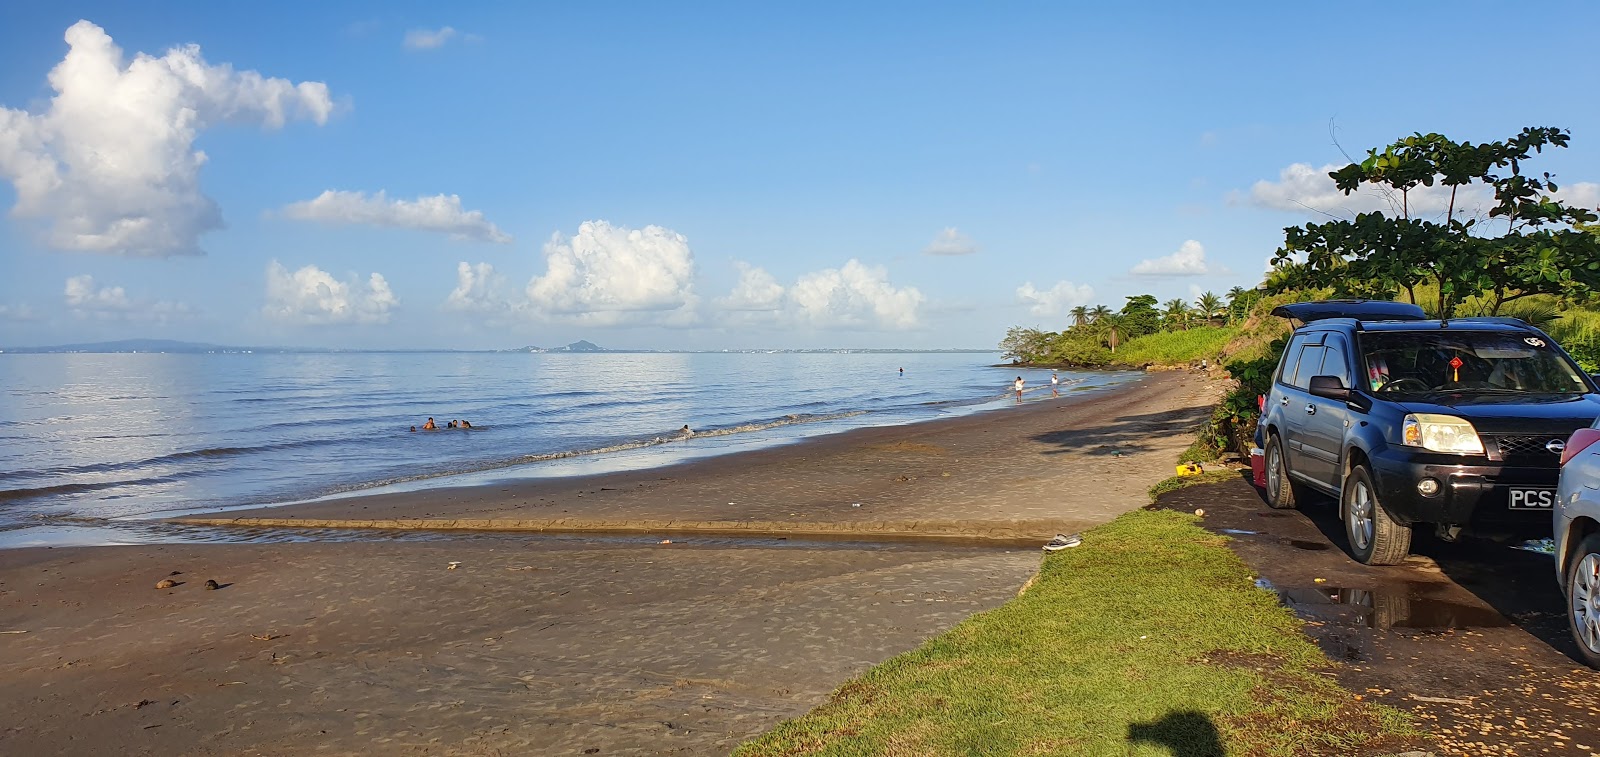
xmin=3 ymin=1 xmax=1599 ymax=349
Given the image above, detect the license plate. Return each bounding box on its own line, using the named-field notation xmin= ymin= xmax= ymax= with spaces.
xmin=1508 ymin=488 xmax=1557 ymax=510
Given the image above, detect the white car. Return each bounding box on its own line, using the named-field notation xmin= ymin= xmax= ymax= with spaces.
xmin=1555 ymin=420 xmax=1600 ymax=669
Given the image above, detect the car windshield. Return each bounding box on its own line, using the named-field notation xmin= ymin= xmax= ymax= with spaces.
xmin=1360 ymin=331 xmax=1590 ymax=396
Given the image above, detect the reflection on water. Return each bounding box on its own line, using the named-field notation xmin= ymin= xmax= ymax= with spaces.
xmin=2 ymin=352 xmax=1135 ymax=539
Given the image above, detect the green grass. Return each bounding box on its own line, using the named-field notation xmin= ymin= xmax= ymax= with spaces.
xmin=1113 ymin=327 xmax=1238 ymax=367
xmin=1147 ymin=469 xmax=1239 ymax=500
xmin=736 ymin=508 xmax=1420 ymax=757
xmin=1176 ymin=435 xmax=1222 ymax=465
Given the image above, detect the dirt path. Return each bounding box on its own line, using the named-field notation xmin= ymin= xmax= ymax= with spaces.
xmin=1157 ymin=478 xmax=1600 ymax=757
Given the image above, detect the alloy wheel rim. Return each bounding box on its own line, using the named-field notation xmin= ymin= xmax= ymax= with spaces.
xmin=1267 ymin=446 xmax=1282 ymax=499
xmin=1576 ymin=553 xmax=1600 ymax=655
xmin=1347 ymin=481 xmax=1374 ymax=551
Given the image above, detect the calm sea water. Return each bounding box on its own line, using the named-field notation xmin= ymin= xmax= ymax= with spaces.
xmin=0 ymin=352 xmax=1132 ymax=546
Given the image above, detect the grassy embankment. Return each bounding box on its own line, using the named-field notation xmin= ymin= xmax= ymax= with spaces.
xmin=736 ymin=500 xmax=1418 ymax=756
xmin=1110 ymin=327 xmax=1239 ymax=368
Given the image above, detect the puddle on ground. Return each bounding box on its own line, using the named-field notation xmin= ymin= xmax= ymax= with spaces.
xmin=1254 ymin=578 xmax=1511 ymax=631
xmin=1220 ymin=528 xmax=1260 ymax=536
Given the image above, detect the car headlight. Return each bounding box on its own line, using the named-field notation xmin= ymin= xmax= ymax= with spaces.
xmin=1401 ymin=413 xmax=1485 ymax=454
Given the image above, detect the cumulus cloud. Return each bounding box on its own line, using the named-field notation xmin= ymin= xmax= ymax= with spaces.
xmin=1015 ymin=280 xmax=1095 ymax=317
xmin=1556 ymin=182 xmax=1600 ymax=212
xmin=923 ymin=227 xmax=979 ymax=256
xmin=63 ymin=275 xmax=190 ymax=320
xmin=443 ymin=261 xmax=508 ymax=312
xmin=280 ymin=190 xmax=511 ymax=243
xmin=525 ymin=221 xmax=698 ymax=326
xmin=403 ymin=27 xmax=474 ymax=50
xmin=0 ymin=20 xmax=335 ymax=256
xmin=716 ymin=260 xmax=924 ymax=330
xmin=263 ymin=261 xmax=396 ymax=324
xmin=1130 ymin=240 xmax=1226 ymax=277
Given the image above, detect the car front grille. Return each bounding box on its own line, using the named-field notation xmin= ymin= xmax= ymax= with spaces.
xmin=1491 ymin=434 xmax=1565 ymax=464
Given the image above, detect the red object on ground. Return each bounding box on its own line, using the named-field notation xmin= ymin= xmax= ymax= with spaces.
xmin=1563 ymin=427 xmax=1600 ymax=466
xmin=1249 ymin=447 xmax=1267 ymax=489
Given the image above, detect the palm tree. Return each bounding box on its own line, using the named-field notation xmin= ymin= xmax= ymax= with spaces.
xmin=1088 ymin=305 xmax=1113 ymax=324
xmin=1162 ymin=298 xmax=1192 ymax=330
xmin=1069 ymin=305 xmax=1090 ymax=329
xmin=1226 ymin=286 xmax=1247 ymax=306
xmin=1099 ymin=313 xmax=1128 ymax=353
xmin=1225 ymin=286 xmax=1250 ymax=324
xmin=1196 ymin=291 xmax=1224 ymax=324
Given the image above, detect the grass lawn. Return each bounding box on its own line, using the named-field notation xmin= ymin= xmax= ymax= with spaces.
xmin=736 ymin=505 xmax=1422 ymax=756
xmin=1114 ymin=327 xmax=1238 ymax=367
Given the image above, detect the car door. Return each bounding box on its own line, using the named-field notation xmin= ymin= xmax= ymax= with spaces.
xmin=1298 ymin=334 xmax=1353 ymax=490
xmin=1280 ymin=336 xmax=1324 ymax=478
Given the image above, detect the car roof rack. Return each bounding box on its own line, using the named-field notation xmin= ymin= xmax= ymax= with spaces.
xmin=1270 ymin=299 xmax=1428 ymax=325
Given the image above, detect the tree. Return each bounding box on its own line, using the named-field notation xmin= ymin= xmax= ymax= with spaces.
xmin=1269 ymin=127 xmax=1600 ymax=319
xmin=1196 ymin=291 xmax=1224 ymax=323
xmin=1000 ymin=326 xmax=1051 ymax=363
xmin=1099 ymin=314 xmax=1129 ymax=353
xmin=1069 ymin=305 xmax=1091 ymax=328
xmin=1162 ymin=298 xmax=1192 ymax=330
xmin=1119 ymin=295 xmax=1162 ymax=338
xmin=1088 ymin=304 xmax=1113 ymax=324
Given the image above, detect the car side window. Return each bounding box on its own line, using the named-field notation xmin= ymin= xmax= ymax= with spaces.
xmin=1320 ymin=337 xmax=1351 ymax=387
xmin=1290 ymin=345 xmax=1324 ymax=390
xmin=1275 ymin=334 xmax=1309 ymax=387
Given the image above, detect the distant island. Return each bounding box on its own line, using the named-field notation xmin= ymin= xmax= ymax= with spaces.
xmin=1 ymin=338 xmax=998 ymax=355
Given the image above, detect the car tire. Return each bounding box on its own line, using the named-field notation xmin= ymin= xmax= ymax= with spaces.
xmin=1566 ymin=533 xmax=1600 ymax=670
xmin=1264 ymin=434 xmax=1299 ymax=510
xmin=1341 ymin=464 xmax=1411 ymax=565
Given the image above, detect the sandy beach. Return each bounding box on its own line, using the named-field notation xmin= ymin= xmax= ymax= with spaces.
xmin=1 ymin=371 xmax=1220 ymax=755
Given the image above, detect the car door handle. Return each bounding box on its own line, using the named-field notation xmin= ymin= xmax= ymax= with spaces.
xmin=1281 ymin=397 xmax=1290 ymax=406
xmin=1305 ymin=404 xmax=1317 ymax=415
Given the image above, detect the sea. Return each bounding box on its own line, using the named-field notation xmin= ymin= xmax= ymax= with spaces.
xmin=0 ymin=352 xmax=1133 ymax=547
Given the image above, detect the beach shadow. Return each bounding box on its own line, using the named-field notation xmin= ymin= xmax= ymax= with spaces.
xmin=1127 ymin=710 xmax=1224 ymax=756
xmin=1032 ymin=406 xmax=1212 ymax=456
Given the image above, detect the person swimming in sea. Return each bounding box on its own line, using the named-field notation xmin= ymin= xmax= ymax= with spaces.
xmin=422 ymin=417 xmax=437 ymax=430
xmin=459 ymin=419 xmax=472 ymax=429
xmin=447 ymin=420 xmax=457 ymax=429
xmin=680 ymin=424 xmax=694 ymax=438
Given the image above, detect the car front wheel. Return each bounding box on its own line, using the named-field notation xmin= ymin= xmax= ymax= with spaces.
xmin=1567 ymin=534 xmax=1600 ymax=670
xmin=1342 ymin=464 xmax=1411 ymax=565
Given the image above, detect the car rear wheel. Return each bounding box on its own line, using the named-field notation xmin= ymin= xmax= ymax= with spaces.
xmin=1264 ymin=435 xmax=1299 ymax=510
xmin=1342 ymin=465 xmax=1411 ymax=565
xmin=1567 ymin=534 xmax=1600 ymax=670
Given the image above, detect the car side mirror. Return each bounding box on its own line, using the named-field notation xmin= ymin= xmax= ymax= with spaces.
xmin=1308 ymin=375 xmax=1350 ymax=401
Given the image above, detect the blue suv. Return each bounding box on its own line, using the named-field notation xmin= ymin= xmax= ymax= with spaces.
xmin=1257 ymin=300 xmax=1600 ymax=565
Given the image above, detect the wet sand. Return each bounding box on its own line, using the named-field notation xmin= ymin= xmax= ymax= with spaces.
xmin=1 ymin=371 xmax=1221 ymax=755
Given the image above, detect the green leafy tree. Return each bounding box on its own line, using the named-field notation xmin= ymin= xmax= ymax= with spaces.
xmin=1088 ymin=304 xmax=1113 ymax=324
xmin=1000 ymin=326 xmax=1052 ymax=363
xmin=1099 ymin=314 xmax=1130 ymax=353
xmin=1269 ymin=127 xmax=1600 ymax=318
xmin=1119 ymin=295 xmax=1162 ymax=338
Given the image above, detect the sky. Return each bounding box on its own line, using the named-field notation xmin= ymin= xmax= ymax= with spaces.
xmin=2 ymin=1 xmax=1599 ymax=350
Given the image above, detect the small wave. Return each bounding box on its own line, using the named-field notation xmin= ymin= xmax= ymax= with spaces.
xmin=0 ymin=474 xmax=198 ymax=504
xmin=19 ymin=438 xmax=343 ymax=478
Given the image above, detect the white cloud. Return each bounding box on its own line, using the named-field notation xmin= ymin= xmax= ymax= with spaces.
xmin=263 ymin=261 xmax=397 ymax=325
xmin=1015 ymin=280 xmax=1095 ymax=317
xmin=718 ymin=262 xmax=786 ymax=312
xmin=717 ymin=260 xmax=924 ymax=330
xmin=1130 ymin=240 xmax=1226 ymax=277
xmin=1237 ymin=162 xmax=1491 ymax=219
xmin=525 ymin=221 xmax=698 ymax=326
xmin=63 ymin=275 xmax=190 ymax=320
xmin=0 ymin=303 xmax=38 ymax=322
xmin=923 ymin=227 xmax=979 ymax=256
xmin=0 ymin=21 xmax=335 ymax=257
xmin=1556 ymin=182 xmax=1600 ymax=212
xmin=280 ymin=190 xmax=511 ymax=243
xmin=443 ymin=261 xmax=508 ymax=312
xmin=403 ymin=27 xmax=474 ymax=50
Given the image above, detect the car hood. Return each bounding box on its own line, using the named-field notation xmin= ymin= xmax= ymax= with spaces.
xmin=1394 ymin=393 xmax=1600 ymax=434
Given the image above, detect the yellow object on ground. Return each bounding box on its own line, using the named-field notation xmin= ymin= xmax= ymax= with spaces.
xmin=1176 ymin=462 xmax=1203 ymax=477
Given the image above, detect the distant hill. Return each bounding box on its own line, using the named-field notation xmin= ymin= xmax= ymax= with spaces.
xmin=511 ymin=340 xmax=608 ymax=353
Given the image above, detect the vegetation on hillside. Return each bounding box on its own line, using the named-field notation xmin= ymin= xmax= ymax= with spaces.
xmin=1001 ymin=289 xmax=1261 ymax=368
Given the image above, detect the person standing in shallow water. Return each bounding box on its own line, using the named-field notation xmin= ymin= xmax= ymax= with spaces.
xmin=1014 ymin=376 xmax=1025 ymax=401
xmin=899 ymin=367 xmax=903 ymax=376
xmin=1051 ymin=371 xmax=1060 ymax=397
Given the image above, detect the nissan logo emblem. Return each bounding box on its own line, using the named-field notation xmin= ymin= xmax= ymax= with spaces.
xmin=1547 ymin=439 xmax=1567 ymax=454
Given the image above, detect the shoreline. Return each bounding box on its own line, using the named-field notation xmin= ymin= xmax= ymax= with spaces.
xmin=1 ymin=370 xmax=1224 ymax=754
